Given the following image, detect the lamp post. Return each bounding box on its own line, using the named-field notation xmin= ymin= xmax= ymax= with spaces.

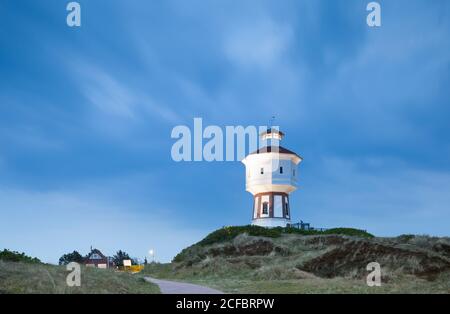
xmin=148 ymin=249 xmax=155 ymax=263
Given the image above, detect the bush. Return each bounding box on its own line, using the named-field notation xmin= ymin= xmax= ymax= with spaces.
xmin=197 ymin=225 xmax=281 ymax=246
xmin=195 ymin=225 xmax=373 ymax=247
xmin=201 ymin=225 xmax=374 ymax=246
xmin=397 ymin=234 xmax=416 ymax=243
xmin=0 ymin=249 xmax=41 ymax=264
xmin=172 ymin=226 xmax=374 ymax=263
xmin=323 ymin=228 xmax=374 ymax=238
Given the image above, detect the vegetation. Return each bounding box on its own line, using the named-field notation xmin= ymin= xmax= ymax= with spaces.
xmin=0 ymin=249 xmax=41 ymax=264
xmin=113 ymin=250 xmax=134 ymax=266
xmin=197 ymin=225 xmax=373 ymax=247
xmin=174 ymin=225 xmax=373 ymax=262
xmin=142 ymin=262 xmax=450 ymax=294
xmin=0 ymin=260 xmax=160 ymax=294
xmin=322 ymin=228 xmax=374 ymax=238
xmin=144 ymin=230 xmax=450 ymax=294
xmin=59 ymin=251 xmax=84 ymax=265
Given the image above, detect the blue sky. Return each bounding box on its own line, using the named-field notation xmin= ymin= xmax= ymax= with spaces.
xmin=0 ymin=0 xmax=449 ymax=263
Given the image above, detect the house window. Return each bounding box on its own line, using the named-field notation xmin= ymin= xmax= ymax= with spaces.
xmin=280 ymin=166 xmax=283 ymax=174
xmin=260 ymin=168 xmax=264 ymax=174
xmin=284 ymin=203 xmax=289 ymax=217
xmin=262 ymin=202 xmax=269 ymax=215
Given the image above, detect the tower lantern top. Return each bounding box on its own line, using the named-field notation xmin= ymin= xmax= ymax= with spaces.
xmin=260 ymin=128 xmax=285 ymax=141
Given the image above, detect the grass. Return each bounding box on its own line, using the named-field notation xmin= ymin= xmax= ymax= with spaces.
xmin=0 ymin=260 xmax=160 ymax=294
xmin=141 ymin=231 xmax=450 ymax=294
xmin=174 ymin=225 xmax=373 ymax=263
xmin=142 ymin=263 xmax=450 ymax=294
xmin=196 ymin=225 xmax=373 ymax=247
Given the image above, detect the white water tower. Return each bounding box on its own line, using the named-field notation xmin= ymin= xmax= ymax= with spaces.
xmin=241 ymin=129 xmax=302 ymax=227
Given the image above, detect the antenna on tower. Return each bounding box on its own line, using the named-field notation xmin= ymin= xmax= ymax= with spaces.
xmin=269 ymin=115 xmax=276 ymax=129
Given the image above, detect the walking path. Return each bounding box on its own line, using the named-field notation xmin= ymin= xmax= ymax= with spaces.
xmin=144 ymin=277 xmax=224 ymax=294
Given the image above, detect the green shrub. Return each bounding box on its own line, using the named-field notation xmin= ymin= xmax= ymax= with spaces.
xmin=397 ymin=234 xmax=416 ymax=242
xmin=0 ymin=249 xmax=41 ymax=264
xmin=323 ymin=228 xmax=374 ymax=238
xmin=197 ymin=225 xmax=282 ymax=246
xmin=172 ymin=226 xmax=374 ymax=263
xmin=196 ymin=225 xmax=373 ymax=247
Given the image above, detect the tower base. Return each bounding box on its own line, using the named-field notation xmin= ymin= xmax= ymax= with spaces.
xmin=252 ymin=192 xmax=291 ymax=225
xmin=252 ymin=217 xmax=291 ymax=228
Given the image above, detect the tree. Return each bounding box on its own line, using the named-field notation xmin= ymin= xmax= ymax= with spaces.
xmin=58 ymin=251 xmax=84 ymax=265
xmin=113 ymin=250 xmax=131 ymax=266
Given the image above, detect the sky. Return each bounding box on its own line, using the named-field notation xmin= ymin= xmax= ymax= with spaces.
xmin=0 ymin=0 xmax=449 ymax=264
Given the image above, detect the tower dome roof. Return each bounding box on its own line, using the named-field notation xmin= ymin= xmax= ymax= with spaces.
xmin=249 ymin=145 xmax=302 ymax=160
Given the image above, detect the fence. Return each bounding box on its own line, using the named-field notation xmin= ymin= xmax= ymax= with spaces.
xmin=287 ymin=221 xmax=328 ymax=232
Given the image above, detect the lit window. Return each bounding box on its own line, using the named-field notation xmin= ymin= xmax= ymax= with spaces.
xmin=262 ymin=202 xmax=268 ymax=215
xmin=280 ymin=167 xmax=283 ymax=174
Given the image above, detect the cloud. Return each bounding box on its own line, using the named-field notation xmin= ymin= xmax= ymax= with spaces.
xmin=82 ymin=70 xmax=137 ymax=120
xmin=224 ymin=18 xmax=293 ymax=70
xmin=69 ymin=61 xmax=182 ymax=139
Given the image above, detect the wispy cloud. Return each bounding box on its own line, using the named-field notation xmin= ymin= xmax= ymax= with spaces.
xmin=224 ymin=18 xmax=293 ymax=70
xmin=70 ymin=61 xmax=182 ymax=137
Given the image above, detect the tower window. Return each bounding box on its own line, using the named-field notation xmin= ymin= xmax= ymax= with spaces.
xmin=260 ymin=168 xmax=264 ymax=174
xmin=262 ymin=202 xmax=268 ymax=215
xmin=280 ymin=166 xmax=283 ymax=174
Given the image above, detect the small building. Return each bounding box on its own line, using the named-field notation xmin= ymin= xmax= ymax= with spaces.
xmin=242 ymin=128 xmax=302 ymax=227
xmin=84 ymin=248 xmax=113 ymax=269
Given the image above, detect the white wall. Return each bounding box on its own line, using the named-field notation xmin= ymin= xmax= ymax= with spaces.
xmin=243 ymin=153 xmax=300 ymax=195
xmin=252 ymin=218 xmax=290 ymax=228
xmin=253 ymin=196 xmax=258 ymax=219
xmin=274 ymin=195 xmax=283 ymax=218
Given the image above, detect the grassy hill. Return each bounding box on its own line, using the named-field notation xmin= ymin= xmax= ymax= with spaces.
xmin=0 ymin=250 xmax=159 ymax=294
xmin=142 ymin=226 xmax=450 ymax=293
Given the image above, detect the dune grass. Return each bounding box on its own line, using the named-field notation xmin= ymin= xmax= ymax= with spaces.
xmin=141 ymin=231 xmax=450 ymax=294
xmin=141 ymin=262 xmax=450 ymax=294
xmin=0 ymin=260 xmax=160 ymax=294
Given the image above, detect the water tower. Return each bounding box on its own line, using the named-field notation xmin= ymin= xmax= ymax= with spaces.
xmin=241 ymin=128 xmax=302 ymax=227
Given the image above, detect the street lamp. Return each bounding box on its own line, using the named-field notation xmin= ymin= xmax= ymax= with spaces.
xmin=148 ymin=249 xmax=155 ymax=263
